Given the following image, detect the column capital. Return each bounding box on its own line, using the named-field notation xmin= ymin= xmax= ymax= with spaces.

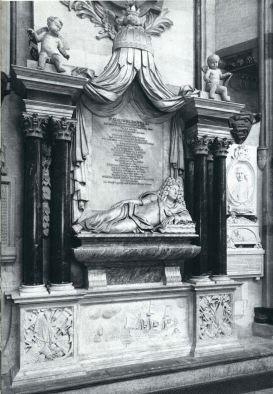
xmin=189 ymin=135 xmax=212 ymax=155
xmin=22 ymin=113 xmax=48 ymax=139
xmin=211 ymin=137 xmax=231 ymax=157
xmin=50 ymin=117 xmax=76 ymax=141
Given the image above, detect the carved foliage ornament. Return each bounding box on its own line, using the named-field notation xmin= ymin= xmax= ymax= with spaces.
xmin=50 ymin=117 xmax=76 ymax=141
xmin=212 ymin=137 xmax=231 ymax=157
xmin=42 ymin=143 xmax=52 ymax=237
xmin=22 ymin=113 xmax=49 ymax=139
xmin=23 ymin=307 xmax=73 ymax=364
xmin=199 ymin=294 xmax=232 ymax=340
xmin=189 ymin=135 xmax=211 ymax=155
xmin=60 ymin=1 xmax=173 ymax=41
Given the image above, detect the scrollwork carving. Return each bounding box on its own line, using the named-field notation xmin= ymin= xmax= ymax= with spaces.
xmin=23 ymin=307 xmax=73 ymax=364
xmin=61 ymin=1 xmax=173 ymax=42
xmin=199 ymin=294 xmax=232 ymax=340
xmin=22 ymin=113 xmax=48 ymax=139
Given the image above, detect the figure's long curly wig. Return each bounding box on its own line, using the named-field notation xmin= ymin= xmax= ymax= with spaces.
xmin=158 ymin=177 xmax=184 ymax=204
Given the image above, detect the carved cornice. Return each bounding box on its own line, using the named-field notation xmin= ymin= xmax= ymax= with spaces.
xmin=50 ymin=117 xmax=76 ymax=141
xmin=188 ymin=136 xmax=211 ymax=155
xmin=211 ymin=137 xmax=231 ymax=157
xmin=22 ymin=113 xmax=48 ymax=139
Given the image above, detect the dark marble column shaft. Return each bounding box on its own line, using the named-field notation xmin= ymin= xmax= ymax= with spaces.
xmin=184 ymin=158 xmax=195 ymax=217
xmin=22 ymin=113 xmax=47 ymax=285
xmin=207 ymin=153 xmax=214 ymax=273
xmin=212 ymin=138 xmax=230 ymax=275
xmin=191 ymin=136 xmax=209 ymax=275
xmin=50 ymin=118 xmax=75 ymax=284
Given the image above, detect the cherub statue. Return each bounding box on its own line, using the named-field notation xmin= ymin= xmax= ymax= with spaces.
xmin=202 ymin=54 xmax=232 ymax=101
xmin=27 ymin=16 xmax=70 ymax=73
xmin=72 ymin=177 xmax=194 ymax=234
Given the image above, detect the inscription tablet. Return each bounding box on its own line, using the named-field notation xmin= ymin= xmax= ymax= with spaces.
xmin=85 ymin=102 xmax=170 ymax=210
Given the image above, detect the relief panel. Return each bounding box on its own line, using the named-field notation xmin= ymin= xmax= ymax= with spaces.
xmin=22 ymin=307 xmax=73 ymax=365
xmin=198 ymin=294 xmax=233 ymax=340
xmin=79 ymin=298 xmax=189 ymax=363
xmin=227 ymin=144 xmax=257 ymax=215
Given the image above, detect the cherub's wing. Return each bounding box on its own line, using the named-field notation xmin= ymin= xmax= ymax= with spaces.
xmin=145 ymin=8 xmax=173 ymax=36
xmin=201 ymin=65 xmax=209 ymax=73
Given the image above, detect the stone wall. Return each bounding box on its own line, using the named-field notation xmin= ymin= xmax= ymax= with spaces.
xmin=215 ymin=0 xmax=258 ymax=51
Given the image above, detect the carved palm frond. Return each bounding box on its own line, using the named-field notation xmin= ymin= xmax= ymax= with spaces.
xmin=60 ymin=1 xmax=117 ymax=40
xmin=144 ymin=8 xmax=173 ymax=36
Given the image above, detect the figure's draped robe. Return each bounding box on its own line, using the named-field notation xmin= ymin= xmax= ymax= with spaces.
xmin=72 ymin=34 xmax=188 ymax=221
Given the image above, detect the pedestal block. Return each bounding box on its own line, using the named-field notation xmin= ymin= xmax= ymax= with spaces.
xmin=190 ymin=278 xmax=242 ymax=356
xmin=181 ymin=97 xmax=245 ymax=276
xmin=73 ymin=233 xmax=201 ymax=290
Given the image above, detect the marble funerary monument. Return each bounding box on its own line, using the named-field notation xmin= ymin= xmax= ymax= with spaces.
xmin=2 ymin=0 xmax=271 ymax=393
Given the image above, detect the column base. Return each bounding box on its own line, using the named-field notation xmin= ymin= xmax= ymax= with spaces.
xmin=187 ymin=275 xmax=212 ymax=284
xmin=211 ymin=275 xmax=235 ymax=284
xmin=19 ymin=284 xmax=48 ymax=296
xmin=48 ymin=283 xmax=76 ymax=294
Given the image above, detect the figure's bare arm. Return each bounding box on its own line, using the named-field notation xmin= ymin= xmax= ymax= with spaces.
xmin=204 ymin=69 xmax=211 ymax=82
xmin=58 ymin=40 xmax=70 ymax=59
xmin=220 ymin=71 xmax=232 ymax=80
xmin=28 ymin=29 xmax=46 ymax=43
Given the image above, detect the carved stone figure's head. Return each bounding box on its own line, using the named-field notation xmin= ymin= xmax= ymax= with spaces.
xmin=47 ymin=16 xmax=63 ymax=35
xmin=235 ymin=166 xmax=247 ymax=182
xmin=159 ymin=177 xmax=184 ymax=204
xmin=207 ymin=54 xmax=220 ymax=69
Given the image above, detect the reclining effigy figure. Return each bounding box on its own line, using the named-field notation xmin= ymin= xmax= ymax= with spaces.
xmin=73 ymin=177 xmax=194 ymax=234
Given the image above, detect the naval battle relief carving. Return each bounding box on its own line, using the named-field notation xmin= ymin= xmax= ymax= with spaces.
xmin=79 ymin=298 xmax=189 ymax=359
xmin=23 ymin=307 xmax=73 ymax=364
xmin=227 ymin=144 xmax=257 ymax=215
xmin=199 ymin=294 xmax=232 ymax=340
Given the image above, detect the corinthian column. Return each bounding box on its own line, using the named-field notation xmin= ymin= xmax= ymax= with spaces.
xmin=21 ymin=113 xmax=48 ymax=292
xmin=211 ymin=137 xmax=230 ymax=278
xmin=190 ymin=136 xmax=210 ymax=275
xmin=49 ymin=117 xmax=76 ymax=293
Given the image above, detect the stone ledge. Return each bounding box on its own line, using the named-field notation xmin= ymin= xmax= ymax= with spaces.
xmin=10 ymin=338 xmax=273 ymax=394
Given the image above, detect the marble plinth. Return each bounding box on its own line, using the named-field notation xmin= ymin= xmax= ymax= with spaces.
xmin=74 ymin=233 xmax=200 ymax=289
xmin=7 ymin=285 xmax=273 ymax=394
xmin=191 ymin=279 xmax=242 ymax=357
xmin=253 ymin=322 xmax=273 ymax=339
xmin=74 ymin=233 xmax=200 ymax=264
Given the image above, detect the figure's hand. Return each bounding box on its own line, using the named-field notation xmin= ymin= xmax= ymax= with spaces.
xmin=64 ymin=53 xmax=70 ymax=60
xmin=223 ymin=72 xmax=232 ymax=78
xmin=27 ymin=28 xmax=35 ymax=36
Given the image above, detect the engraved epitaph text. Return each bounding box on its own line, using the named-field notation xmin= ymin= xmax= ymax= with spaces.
xmin=86 ymin=103 xmax=170 ymax=210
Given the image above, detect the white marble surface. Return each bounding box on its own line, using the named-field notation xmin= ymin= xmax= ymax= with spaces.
xmin=84 ymin=102 xmax=170 ymax=210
